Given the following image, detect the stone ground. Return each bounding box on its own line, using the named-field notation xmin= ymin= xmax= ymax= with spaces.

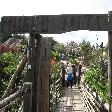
xmin=56 ymin=86 xmax=84 ymax=112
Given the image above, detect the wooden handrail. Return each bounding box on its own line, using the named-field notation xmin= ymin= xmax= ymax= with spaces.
xmin=0 ymin=82 xmax=32 ymax=112
xmin=0 ymin=90 xmax=21 ymax=108
xmin=0 ymin=99 xmax=17 ymax=111
xmin=82 ymin=86 xmax=99 ymax=111
xmin=81 ymin=85 xmax=96 ymax=111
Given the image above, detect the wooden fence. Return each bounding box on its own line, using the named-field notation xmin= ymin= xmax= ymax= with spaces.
xmin=80 ymin=82 xmax=108 ymax=112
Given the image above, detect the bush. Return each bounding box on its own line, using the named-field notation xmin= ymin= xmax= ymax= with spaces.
xmin=0 ymin=52 xmax=21 ymax=97
xmin=84 ymin=65 xmax=108 ymax=102
xmin=49 ymin=62 xmax=62 ymax=112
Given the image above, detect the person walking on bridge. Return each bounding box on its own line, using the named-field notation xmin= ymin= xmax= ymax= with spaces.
xmin=66 ymin=63 xmax=73 ymax=88
xmin=72 ymin=64 xmax=77 ymax=86
xmin=77 ymin=62 xmax=82 ymax=86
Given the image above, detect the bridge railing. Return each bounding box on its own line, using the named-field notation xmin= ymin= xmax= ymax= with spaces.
xmin=0 ymin=48 xmax=31 ymax=112
xmin=0 ymin=90 xmax=22 ymax=111
xmin=0 ymin=82 xmax=32 ymax=112
xmin=80 ymin=81 xmax=108 ymax=112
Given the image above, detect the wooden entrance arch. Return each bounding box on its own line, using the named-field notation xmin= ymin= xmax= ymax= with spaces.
xmin=1 ymin=13 xmax=112 ymax=33
xmin=1 ymin=12 xmax=112 ymax=112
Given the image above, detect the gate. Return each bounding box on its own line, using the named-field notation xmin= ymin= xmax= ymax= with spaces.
xmin=1 ymin=11 xmax=112 ymax=112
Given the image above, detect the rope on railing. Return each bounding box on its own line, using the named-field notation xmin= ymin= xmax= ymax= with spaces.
xmin=80 ymin=83 xmax=108 ymax=112
xmin=81 ymin=85 xmax=99 ymax=112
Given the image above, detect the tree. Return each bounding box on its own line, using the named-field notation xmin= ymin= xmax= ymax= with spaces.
xmin=47 ymin=37 xmax=58 ymax=50
xmin=64 ymin=41 xmax=79 ymax=59
xmin=53 ymin=43 xmax=64 ymax=54
xmin=79 ymin=39 xmax=93 ymax=65
xmin=47 ymin=37 xmax=64 ymax=61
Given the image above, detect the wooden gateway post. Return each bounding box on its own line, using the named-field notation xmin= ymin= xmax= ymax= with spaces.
xmin=27 ymin=33 xmax=51 ymax=112
xmin=1 ymin=12 xmax=112 ymax=112
xmin=108 ymin=11 xmax=112 ymax=112
xmin=108 ymin=31 xmax=112 ymax=112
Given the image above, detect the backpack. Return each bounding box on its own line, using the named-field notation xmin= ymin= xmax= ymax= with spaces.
xmin=67 ymin=73 xmax=73 ymax=81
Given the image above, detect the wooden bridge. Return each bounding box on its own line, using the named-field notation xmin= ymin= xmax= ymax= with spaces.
xmin=56 ymin=86 xmax=84 ymax=112
xmin=0 ymin=11 xmax=112 ymax=112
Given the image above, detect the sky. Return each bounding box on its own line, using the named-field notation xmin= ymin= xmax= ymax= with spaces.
xmin=0 ymin=0 xmax=112 ymax=45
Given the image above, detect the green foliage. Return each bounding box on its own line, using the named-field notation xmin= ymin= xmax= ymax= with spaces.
xmin=84 ymin=65 xmax=108 ymax=102
xmin=47 ymin=37 xmax=64 ymax=61
xmin=0 ymin=52 xmax=21 ymax=97
xmin=79 ymin=39 xmax=93 ymax=65
xmin=50 ymin=62 xmax=62 ymax=112
xmin=51 ymin=43 xmax=64 ymax=61
xmin=47 ymin=37 xmax=64 ymax=111
xmin=3 ymin=53 xmax=20 ymax=73
xmin=53 ymin=43 xmax=64 ymax=53
xmin=0 ymin=51 xmax=27 ymax=112
xmin=51 ymin=51 xmax=60 ymax=61
xmin=47 ymin=37 xmax=58 ymax=49
xmin=68 ymin=58 xmax=78 ymax=65
xmin=64 ymin=41 xmax=79 ymax=60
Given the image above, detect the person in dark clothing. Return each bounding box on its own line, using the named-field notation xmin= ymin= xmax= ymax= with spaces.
xmin=61 ymin=63 xmax=66 ymax=87
xmin=72 ymin=64 xmax=77 ymax=86
xmin=67 ymin=73 xmax=73 ymax=88
xmin=77 ymin=63 xmax=82 ymax=86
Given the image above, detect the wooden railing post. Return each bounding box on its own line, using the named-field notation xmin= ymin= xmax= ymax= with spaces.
xmin=23 ymin=82 xmax=32 ymax=112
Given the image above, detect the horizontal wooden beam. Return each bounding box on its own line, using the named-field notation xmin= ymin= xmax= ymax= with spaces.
xmin=1 ymin=14 xmax=112 ymax=34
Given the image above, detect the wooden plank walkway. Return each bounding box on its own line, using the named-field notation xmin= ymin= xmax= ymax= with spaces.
xmin=56 ymin=86 xmax=84 ymax=112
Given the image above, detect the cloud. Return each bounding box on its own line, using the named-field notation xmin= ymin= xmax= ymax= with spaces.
xmin=0 ymin=0 xmax=111 ymax=17
xmin=42 ymin=31 xmax=108 ymax=46
xmin=0 ymin=0 xmax=110 ymax=46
